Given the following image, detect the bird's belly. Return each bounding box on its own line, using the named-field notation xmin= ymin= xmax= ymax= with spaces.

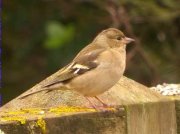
xmin=68 ymin=62 xmax=124 ymax=96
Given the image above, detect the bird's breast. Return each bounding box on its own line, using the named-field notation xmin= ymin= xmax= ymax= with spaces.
xmin=67 ymin=48 xmax=126 ymax=96
xmin=98 ymin=48 xmax=126 ymax=73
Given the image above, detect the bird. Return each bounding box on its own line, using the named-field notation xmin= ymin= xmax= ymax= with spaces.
xmin=20 ymin=28 xmax=134 ymax=108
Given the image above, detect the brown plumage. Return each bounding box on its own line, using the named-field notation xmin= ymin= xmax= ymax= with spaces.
xmin=20 ymin=28 xmax=134 ymax=107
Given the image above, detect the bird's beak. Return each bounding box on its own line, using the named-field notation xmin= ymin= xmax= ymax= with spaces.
xmin=123 ymin=37 xmax=135 ymax=44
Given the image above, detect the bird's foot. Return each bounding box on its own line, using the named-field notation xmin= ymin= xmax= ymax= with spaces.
xmin=85 ymin=97 xmax=116 ymax=112
xmin=94 ymin=96 xmax=114 ymax=108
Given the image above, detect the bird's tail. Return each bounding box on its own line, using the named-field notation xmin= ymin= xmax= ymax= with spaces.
xmin=18 ymin=83 xmax=65 ymax=99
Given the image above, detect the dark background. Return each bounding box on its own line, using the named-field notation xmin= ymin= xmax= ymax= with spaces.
xmin=2 ymin=0 xmax=180 ymax=104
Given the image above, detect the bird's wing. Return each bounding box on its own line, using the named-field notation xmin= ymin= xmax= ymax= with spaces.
xmin=19 ymin=47 xmax=105 ymax=99
xmin=42 ymin=48 xmax=105 ymax=88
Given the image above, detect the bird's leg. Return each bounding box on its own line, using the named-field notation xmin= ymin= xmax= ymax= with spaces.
xmin=94 ymin=96 xmax=108 ymax=107
xmin=86 ymin=97 xmax=113 ymax=111
xmin=85 ymin=97 xmax=99 ymax=110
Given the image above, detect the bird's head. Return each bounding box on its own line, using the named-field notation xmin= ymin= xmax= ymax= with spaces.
xmin=93 ymin=28 xmax=134 ymax=48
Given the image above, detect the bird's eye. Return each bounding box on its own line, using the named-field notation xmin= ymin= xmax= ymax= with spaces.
xmin=116 ymin=36 xmax=122 ymax=40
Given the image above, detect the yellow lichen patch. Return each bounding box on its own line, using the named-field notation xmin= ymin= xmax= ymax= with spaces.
xmin=36 ymin=117 xmax=46 ymax=134
xmin=0 ymin=116 xmax=26 ymax=124
xmin=3 ymin=110 xmax=26 ymax=116
xmin=21 ymin=108 xmax=45 ymax=115
xmin=1 ymin=108 xmax=45 ymax=117
xmin=0 ymin=106 xmax=116 ymax=126
xmin=49 ymin=106 xmax=96 ymax=115
xmin=0 ymin=108 xmax=46 ymax=125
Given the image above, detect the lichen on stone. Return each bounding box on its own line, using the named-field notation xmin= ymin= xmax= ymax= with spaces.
xmin=36 ymin=117 xmax=46 ymax=134
xmin=1 ymin=116 xmax=26 ymax=124
xmin=49 ymin=106 xmax=96 ymax=115
xmin=21 ymin=108 xmax=45 ymax=115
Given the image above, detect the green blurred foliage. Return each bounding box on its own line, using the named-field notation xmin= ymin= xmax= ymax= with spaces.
xmin=44 ymin=21 xmax=75 ymax=49
xmin=2 ymin=0 xmax=180 ymax=104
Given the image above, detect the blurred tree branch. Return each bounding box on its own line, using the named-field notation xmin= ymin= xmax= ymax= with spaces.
xmin=104 ymin=0 xmax=160 ymax=84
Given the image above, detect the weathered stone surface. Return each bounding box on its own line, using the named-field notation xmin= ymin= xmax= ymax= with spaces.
xmin=0 ymin=109 xmax=126 ymax=134
xmin=0 ymin=75 xmax=177 ymax=134
xmin=0 ymin=76 xmax=171 ymax=110
xmin=173 ymin=96 xmax=180 ymax=134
